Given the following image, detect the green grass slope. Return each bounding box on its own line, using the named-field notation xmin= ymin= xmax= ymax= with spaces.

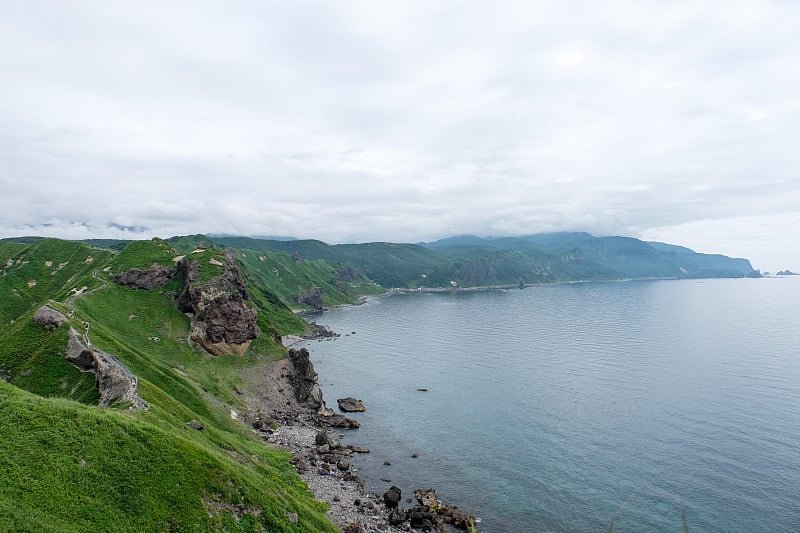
xmin=0 ymin=313 xmax=98 ymax=404
xmin=107 ymin=237 xmax=179 ymax=272
xmin=0 ymin=382 xmax=335 ymax=533
xmin=0 ymin=238 xmax=113 ymax=329
xmin=236 ymin=249 xmax=382 ymax=311
xmin=212 ymin=237 xmax=442 ymax=288
xmin=0 ymin=238 xmax=340 ymax=532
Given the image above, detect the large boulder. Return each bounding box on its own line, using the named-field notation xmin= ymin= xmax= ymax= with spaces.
xmin=337 ymin=397 xmax=366 ymax=412
xmin=33 ymin=305 xmax=68 ymax=330
xmin=383 ymin=486 xmax=402 ymax=509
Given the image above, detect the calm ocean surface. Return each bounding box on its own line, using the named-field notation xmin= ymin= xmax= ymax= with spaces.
xmin=303 ymin=278 xmax=800 ymax=532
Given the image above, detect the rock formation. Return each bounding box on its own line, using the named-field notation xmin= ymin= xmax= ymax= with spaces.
xmin=408 ymin=488 xmax=474 ymax=530
xmin=296 ymin=287 xmax=324 ymax=311
xmin=33 ymin=305 xmax=68 ymax=330
xmin=337 ymin=397 xmax=366 ymax=412
xmin=287 ymin=348 xmax=326 ymax=412
xmin=66 ymin=327 xmax=148 ymax=410
xmin=176 ymin=251 xmax=260 ymax=355
xmin=113 ymin=264 xmax=176 ymax=290
xmin=286 ymin=348 xmax=360 ymax=427
xmin=382 ymin=486 xmax=402 ymax=509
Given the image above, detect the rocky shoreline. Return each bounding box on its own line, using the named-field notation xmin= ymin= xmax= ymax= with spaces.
xmin=241 ymin=338 xmax=478 ymax=532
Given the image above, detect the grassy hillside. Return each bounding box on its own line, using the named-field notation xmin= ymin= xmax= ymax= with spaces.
xmin=422 ymin=247 xmax=620 ymax=287
xmin=0 ymin=238 xmax=339 ymax=532
xmin=0 ymin=239 xmax=113 ymax=329
xmin=0 ymin=382 xmax=334 ymax=533
xmin=236 ymin=249 xmax=382 ymax=311
xmin=422 ymin=233 xmax=756 ymax=282
xmin=0 ymin=311 xmax=98 ymax=404
xmin=107 ymin=237 xmax=178 ymax=272
xmin=213 ymin=236 xmax=442 ymax=288
xmin=216 ymin=232 xmax=757 ymax=288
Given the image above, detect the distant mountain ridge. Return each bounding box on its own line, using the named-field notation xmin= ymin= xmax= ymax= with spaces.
xmin=417 ymin=232 xmax=756 ymax=281
xmin=211 ymin=231 xmax=757 ymax=288
xmin=2 ymin=232 xmax=759 ymax=289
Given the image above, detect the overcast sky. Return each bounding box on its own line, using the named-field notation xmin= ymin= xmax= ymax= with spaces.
xmin=2 ymin=1 xmax=799 ymax=271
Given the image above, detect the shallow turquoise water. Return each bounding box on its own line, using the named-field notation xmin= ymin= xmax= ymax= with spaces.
xmin=303 ymin=278 xmax=800 ymax=532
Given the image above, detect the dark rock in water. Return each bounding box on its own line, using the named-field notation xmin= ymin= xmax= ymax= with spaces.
xmin=176 ymin=251 xmax=260 ymax=356
xmin=415 ymin=488 xmax=439 ymax=509
xmin=33 ymin=305 xmax=67 ymax=330
xmin=113 ymin=263 xmax=176 ymax=290
xmin=296 ymin=286 xmax=324 ymax=311
xmin=302 ymin=322 xmax=339 ymax=340
xmin=411 ymin=487 xmax=475 ymax=530
xmin=318 ymin=413 xmax=361 ymax=429
xmin=447 ymin=507 xmax=474 ymax=529
xmin=187 ymin=419 xmax=204 ymax=431
xmin=347 ymin=445 xmax=370 ymax=454
xmin=337 ymin=397 xmax=366 ymax=412
xmin=383 ymin=486 xmax=402 ymax=509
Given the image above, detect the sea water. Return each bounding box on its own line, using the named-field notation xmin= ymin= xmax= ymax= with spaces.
xmin=303 ymin=278 xmax=800 ymax=532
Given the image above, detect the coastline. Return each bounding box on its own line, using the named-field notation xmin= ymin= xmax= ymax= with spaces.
xmin=240 ymin=349 xmax=400 ymax=531
xmin=240 ymin=334 xmax=477 ymax=532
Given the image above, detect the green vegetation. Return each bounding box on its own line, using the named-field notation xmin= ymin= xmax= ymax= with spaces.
xmin=0 ymin=238 xmax=113 ymax=329
xmin=0 ymin=238 xmax=338 ymax=531
xmin=213 ymin=236 xmax=442 ymax=288
xmin=183 ymin=248 xmax=227 ymax=284
xmin=107 ymin=238 xmax=178 ymax=273
xmin=0 ymin=231 xmax=756 ymax=530
xmin=236 ymin=249 xmax=382 ymax=311
xmin=0 ymin=315 xmax=98 ymax=404
xmin=214 ymin=232 xmax=755 ymax=289
xmin=0 ymin=382 xmax=334 ymax=533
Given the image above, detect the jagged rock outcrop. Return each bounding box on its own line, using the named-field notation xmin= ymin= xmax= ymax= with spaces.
xmin=176 ymin=251 xmax=260 ymax=356
xmin=296 ymin=287 xmax=324 ymax=311
xmin=66 ymin=328 xmax=148 ymax=410
xmin=284 ymin=347 xmax=361 ymax=427
xmin=287 ymin=348 xmax=325 ymax=412
xmin=113 ymin=264 xmax=176 ymax=290
xmin=33 ymin=305 xmax=68 ymax=330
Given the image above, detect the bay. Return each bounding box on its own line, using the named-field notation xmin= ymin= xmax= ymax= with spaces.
xmin=304 ymin=278 xmax=800 ymax=532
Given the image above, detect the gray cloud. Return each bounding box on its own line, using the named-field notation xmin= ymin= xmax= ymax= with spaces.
xmin=1 ymin=0 xmax=799 ymax=271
